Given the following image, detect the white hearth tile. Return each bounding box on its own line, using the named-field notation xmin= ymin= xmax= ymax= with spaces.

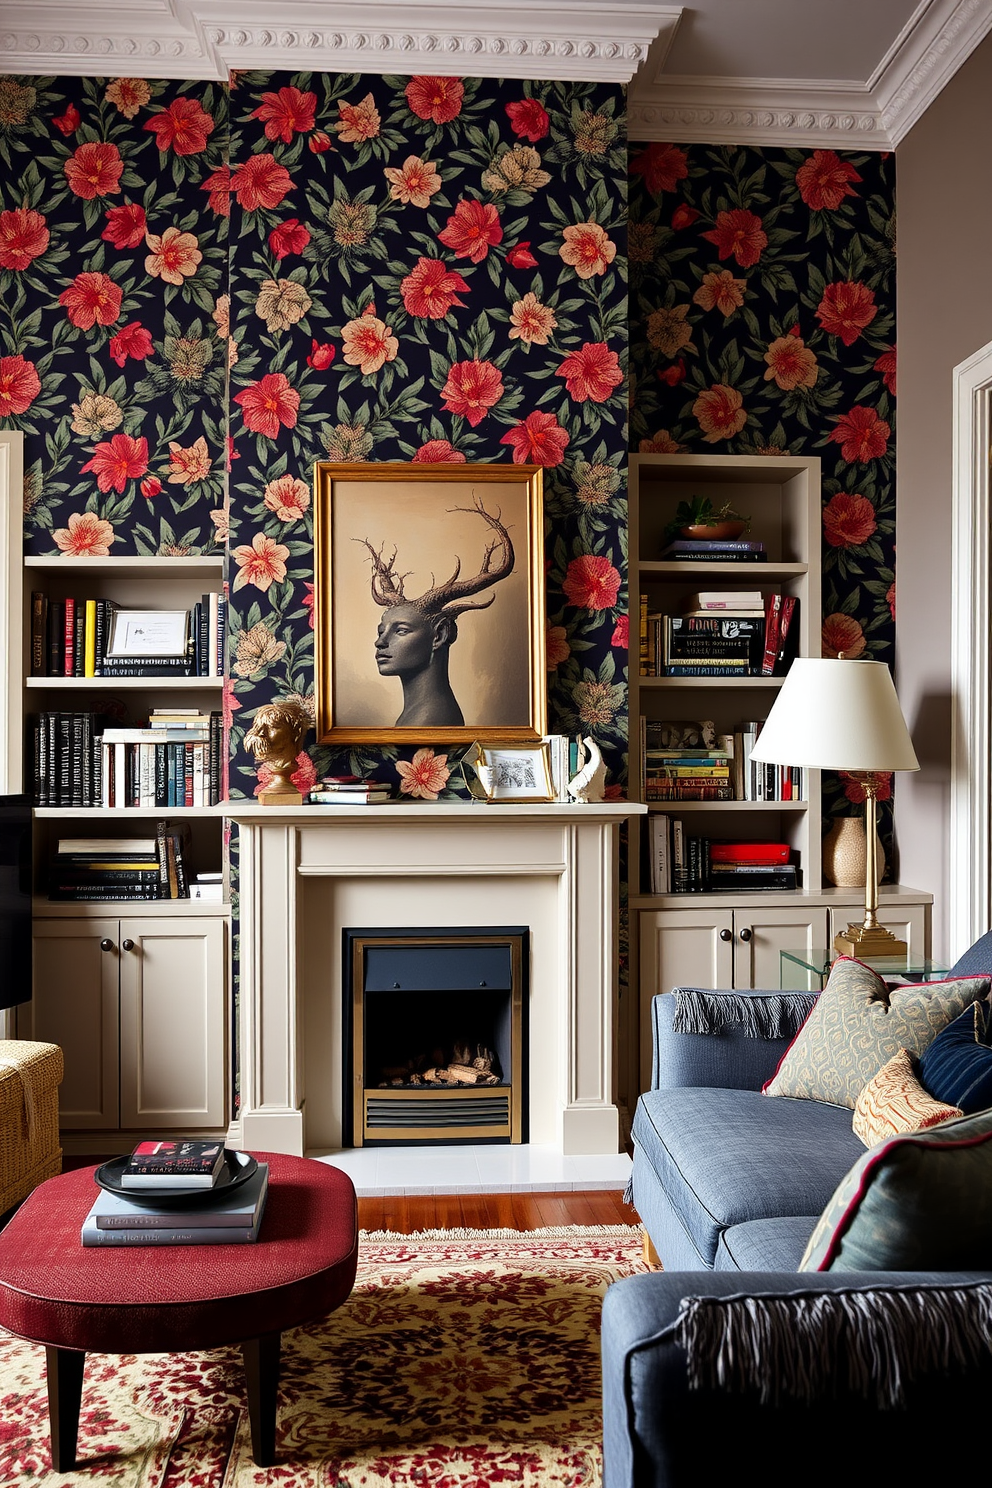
xmin=309 ymin=1144 xmax=632 ymax=1196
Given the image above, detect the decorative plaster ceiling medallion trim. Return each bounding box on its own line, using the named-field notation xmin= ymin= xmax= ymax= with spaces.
xmin=0 ymin=3 xmax=216 ymax=79
xmin=871 ymin=0 xmax=992 ymax=143
xmin=627 ymin=80 xmax=887 ymax=150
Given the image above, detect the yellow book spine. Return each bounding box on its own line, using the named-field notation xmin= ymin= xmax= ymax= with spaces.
xmin=84 ymin=598 xmax=97 ymax=677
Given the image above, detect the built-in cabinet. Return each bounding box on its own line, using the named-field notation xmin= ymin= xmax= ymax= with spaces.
xmin=22 ymin=907 xmax=227 ymax=1137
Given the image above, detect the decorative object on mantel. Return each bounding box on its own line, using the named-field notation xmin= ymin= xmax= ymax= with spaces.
xmin=822 ymin=814 xmax=886 ymax=888
xmin=567 ymin=737 xmax=608 ymax=804
xmin=464 ymin=740 xmax=556 ymax=803
xmin=244 ymin=699 xmax=311 ymax=807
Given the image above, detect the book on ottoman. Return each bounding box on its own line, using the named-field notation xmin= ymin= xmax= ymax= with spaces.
xmin=81 ymin=1164 xmax=269 ymax=1246
xmin=120 ymin=1139 xmax=227 ymax=1189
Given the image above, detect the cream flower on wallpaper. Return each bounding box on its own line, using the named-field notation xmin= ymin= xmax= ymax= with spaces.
xmin=263 ymin=474 xmax=310 ymax=521
xmin=70 ymin=392 xmax=123 ymax=436
xmin=396 ymin=748 xmax=450 ymax=801
xmin=167 ymin=435 xmax=212 ymax=485
xmin=232 ymin=533 xmax=290 ymax=592
xmin=145 ymin=226 xmax=202 ymax=284
xmin=234 ymin=621 xmax=287 ymax=677
xmin=212 ymin=293 xmax=230 ymax=338
xmin=383 ymin=155 xmax=441 ymax=207
xmin=337 ymin=93 xmax=381 ymax=142
xmin=482 ymin=144 xmax=550 ymax=195
xmin=255 ymin=278 xmax=313 ymax=334
xmin=341 ymin=314 xmax=398 ymax=376
xmin=104 ymin=78 xmax=151 ymax=118
xmin=509 ymin=292 xmax=557 ymax=346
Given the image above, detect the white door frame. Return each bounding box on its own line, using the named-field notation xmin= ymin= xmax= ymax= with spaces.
xmin=950 ymin=342 xmax=992 ymax=957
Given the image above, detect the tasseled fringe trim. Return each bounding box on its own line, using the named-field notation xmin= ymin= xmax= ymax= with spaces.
xmin=671 ymin=988 xmax=818 ymax=1039
xmin=672 ymin=1284 xmax=992 ymax=1408
xmin=359 ymin=1224 xmax=643 ymax=1240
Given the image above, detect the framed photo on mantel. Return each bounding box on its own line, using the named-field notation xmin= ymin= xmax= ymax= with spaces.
xmin=313 ymin=462 xmax=547 ymax=746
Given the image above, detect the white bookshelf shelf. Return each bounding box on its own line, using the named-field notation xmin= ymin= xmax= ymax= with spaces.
xmin=25 ymin=556 xmax=224 ymax=575
xmin=27 ymin=676 xmax=222 ymax=689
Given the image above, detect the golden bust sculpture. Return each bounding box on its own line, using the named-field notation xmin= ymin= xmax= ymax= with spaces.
xmin=244 ymin=699 xmax=311 ymax=806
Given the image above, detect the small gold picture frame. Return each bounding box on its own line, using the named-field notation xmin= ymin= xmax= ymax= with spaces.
xmin=466 ymin=740 xmax=556 ymax=803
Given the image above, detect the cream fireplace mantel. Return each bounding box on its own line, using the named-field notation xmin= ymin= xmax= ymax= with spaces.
xmin=224 ymin=801 xmax=644 ymax=1159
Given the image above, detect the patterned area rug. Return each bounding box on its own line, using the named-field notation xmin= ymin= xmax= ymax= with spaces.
xmin=0 ymin=1225 xmax=647 ymax=1487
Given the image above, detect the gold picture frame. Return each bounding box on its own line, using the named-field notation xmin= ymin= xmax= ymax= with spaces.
xmin=313 ymin=462 xmax=546 ymax=745
xmin=466 ymin=740 xmax=556 ymax=803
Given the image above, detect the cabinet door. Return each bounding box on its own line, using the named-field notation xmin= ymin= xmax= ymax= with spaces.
xmin=636 ymin=908 xmax=734 ymax=1094
xmin=733 ymin=905 xmax=830 ymax=990
xmin=828 ymin=902 xmax=930 ymax=960
xmin=118 ymin=917 xmax=227 ymax=1129
xmin=25 ymin=919 xmax=120 ymax=1129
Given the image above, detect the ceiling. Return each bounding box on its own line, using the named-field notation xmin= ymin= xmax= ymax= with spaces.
xmin=1 ymin=0 xmax=989 ymax=146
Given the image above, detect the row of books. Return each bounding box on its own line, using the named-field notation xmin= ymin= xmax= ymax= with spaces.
xmin=639 ymin=718 xmax=806 ymax=803
xmin=647 ymin=821 xmax=800 ymax=894
xmin=30 ymin=593 xmax=226 ymax=678
xmin=49 ymin=823 xmax=192 ymax=900
xmin=81 ymin=1142 xmax=268 ymax=1246
xmin=658 ymin=538 xmax=768 ymax=563
xmin=638 ymin=595 xmax=798 ymax=677
xmin=30 ymin=710 xmax=224 ymax=807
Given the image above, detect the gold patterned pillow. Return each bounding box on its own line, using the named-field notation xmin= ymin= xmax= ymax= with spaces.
xmin=852 ymin=1047 xmax=962 ymax=1147
xmin=763 ymin=958 xmax=990 ymax=1109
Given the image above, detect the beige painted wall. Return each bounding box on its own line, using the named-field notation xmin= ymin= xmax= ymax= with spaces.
xmin=894 ymin=30 xmax=992 ymax=962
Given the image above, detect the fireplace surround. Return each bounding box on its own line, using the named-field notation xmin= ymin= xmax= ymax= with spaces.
xmin=225 ymin=801 xmax=644 ymax=1160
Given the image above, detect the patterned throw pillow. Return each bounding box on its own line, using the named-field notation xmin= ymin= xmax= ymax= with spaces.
xmin=918 ymin=1001 xmax=992 ymax=1114
xmin=798 ymin=1107 xmax=992 ymax=1271
xmin=763 ymin=958 xmax=989 ymax=1109
xmin=852 ymin=1047 xmax=962 ymax=1147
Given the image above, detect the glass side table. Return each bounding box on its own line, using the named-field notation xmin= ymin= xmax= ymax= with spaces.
xmin=780 ymin=948 xmax=951 ymax=992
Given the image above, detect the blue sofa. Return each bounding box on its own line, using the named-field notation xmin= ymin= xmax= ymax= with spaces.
xmin=602 ymin=936 xmax=992 ymax=1487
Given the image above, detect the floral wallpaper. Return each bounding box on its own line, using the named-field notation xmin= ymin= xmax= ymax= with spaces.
xmin=628 ymin=141 xmax=897 ymax=845
xmin=0 ymin=76 xmax=228 ymax=555
xmin=225 ymin=70 xmax=629 ymax=801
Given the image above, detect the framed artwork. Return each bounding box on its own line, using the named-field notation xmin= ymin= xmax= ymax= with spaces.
xmin=467 ymin=740 xmax=556 ymax=803
xmin=314 ymin=462 xmax=546 ymax=745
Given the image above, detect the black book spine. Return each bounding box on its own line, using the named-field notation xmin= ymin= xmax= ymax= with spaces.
xmin=216 ymin=593 xmax=226 ymax=676
xmin=73 ymin=603 xmax=85 ymax=678
xmin=31 ymin=591 xmax=46 ymax=676
xmin=199 ymin=596 xmax=210 ymax=676
xmin=31 ymin=716 xmax=42 ymax=805
xmin=173 ymin=832 xmax=188 ymax=897
xmin=100 ymin=662 xmax=194 ymax=677
xmin=44 ymin=711 xmax=55 ymax=806
xmin=48 ymin=887 xmax=163 ymax=902
xmin=209 ymin=711 xmax=220 ymax=806
xmin=92 ymin=725 xmax=103 ymax=808
xmin=78 ymin=711 xmax=91 ymax=808
xmin=155 ymin=744 xmax=168 ymax=808
xmin=156 ymin=820 xmax=169 ymax=899
xmin=57 ymin=713 xmax=72 ymax=806
xmin=94 ymin=600 xmax=106 ymax=676
xmin=47 ymin=600 xmax=64 ymax=677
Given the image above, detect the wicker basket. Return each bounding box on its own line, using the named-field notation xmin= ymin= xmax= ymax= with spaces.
xmin=0 ymin=1040 xmax=63 ymax=1215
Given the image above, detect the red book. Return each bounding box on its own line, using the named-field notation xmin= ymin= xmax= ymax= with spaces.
xmin=63 ymin=596 xmax=75 ymax=677
xmin=709 ymin=841 xmax=791 ymax=864
xmin=775 ymin=595 xmax=798 ymax=673
xmin=761 ymin=593 xmax=782 ymax=676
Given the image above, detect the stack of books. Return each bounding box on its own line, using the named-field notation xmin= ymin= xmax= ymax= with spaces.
xmin=31 ymin=594 xmax=120 ymax=679
xmin=736 ymin=720 xmax=806 ymax=802
xmin=81 ymin=1142 xmax=269 ymax=1247
xmin=638 ymin=598 xmax=798 ymax=678
xmin=708 ymin=840 xmax=799 ymax=891
xmin=100 ymin=712 xmax=223 ymax=808
xmin=308 ymin=775 xmax=392 ymax=805
xmin=658 ymin=538 xmax=768 ymax=563
xmin=191 ymin=871 xmax=224 ymax=902
xmin=30 ymin=597 xmax=225 ymax=679
xmin=31 ymin=710 xmax=107 ymax=806
xmin=643 ymin=739 xmax=735 ymax=802
xmin=647 ymin=821 xmax=800 ymax=893
xmin=48 ymin=822 xmax=193 ymax=900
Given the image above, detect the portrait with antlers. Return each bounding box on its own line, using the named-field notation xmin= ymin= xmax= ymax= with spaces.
xmin=313 ymin=462 xmax=547 ymax=744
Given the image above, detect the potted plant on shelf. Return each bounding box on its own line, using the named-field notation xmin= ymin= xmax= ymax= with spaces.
xmin=663 ymin=496 xmax=751 ymax=544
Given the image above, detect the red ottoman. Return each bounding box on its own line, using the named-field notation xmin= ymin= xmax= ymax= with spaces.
xmin=0 ymin=1152 xmax=358 ymax=1471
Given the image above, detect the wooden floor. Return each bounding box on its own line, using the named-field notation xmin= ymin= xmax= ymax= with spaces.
xmin=358 ymin=1189 xmax=640 ymax=1232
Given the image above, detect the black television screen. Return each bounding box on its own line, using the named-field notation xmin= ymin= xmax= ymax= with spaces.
xmin=0 ymin=795 xmax=31 ymax=1010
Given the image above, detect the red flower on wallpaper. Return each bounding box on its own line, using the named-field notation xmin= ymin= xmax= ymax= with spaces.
xmin=0 ymin=355 xmax=41 ymax=417
xmin=692 ymin=383 xmax=747 ymax=442
xmin=505 ymin=98 xmax=550 ymax=142
xmin=874 ymin=346 xmax=897 ymax=395
xmin=829 ymin=405 xmax=890 ymax=463
xmin=301 ymin=583 xmax=315 ymax=630
xmin=52 ymin=103 xmax=80 ymax=135
xmin=555 ymin=342 xmax=623 ymax=403
xmin=763 ymin=335 xmax=818 ymax=390
xmin=562 ymin=554 xmax=621 ymax=610
xmin=815 ymin=280 xmax=877 ymax=346
xmin=822 ymin=613 xmax=867 ymax=659
xmin=101 ymin=202 xmax=146 ymax=249
xmin=701 ymin=208 xmax=768 ymax=268
xmin=140 ymin=476 xmax=162 ymax=499
xmin=251 ymin=86 xmax=317 ymax=144
xmin=233 ymin=373 xmax=300 ymax=437
xmin=440 ymin=359 xmax=504 ymax=425
xmin=144 ymin=96 xmax=215 ymax=156
xmin=201 ymin=164 xmax=231 ymax=216
xmin=405 ymin=76 xmax=464 ymax=124
xmin=886 ymin=582 xmax=896 ymax=621
xmin=254 ymin=751 xmax=317 ymax=797
xmin=0 ymin=207 xmax=49 ymax=270
xmin=823 ymin=492 xmax=877 ymax=548
xmin=400 ymin=257 xmax=469 ymax=318
xmin=795 ymin=150 xmax=862 ymax=211
xmin=231 ymin=154 xmax=293 ymax=212
xmin=269 ymin=218 xmax=311 ymax=259
xmin=396 ymin=747 xmax=450 ymax=800
xmin=307 ymin=339 xmax=335 ymax=370
xmin=438 ymin=199 xmax=502 ymax=263
xmin=58 ymin=271 xmax=122 ymax=329
xmin=63 ymin=140 xmax=123 ymax=200
xmin=505 ymin=242 xmax=538 ymax=269
xmin=547 ymin=624 xmax=570 ymax=669
xmin=222 ymin=679 xmax=243 ymax=730
xmin=81 ymin=433 xmax=149 ymax=493
xmin=413 ymin=440 xmax=466 ymax=462
xmin=309 ymin=131 xmax=334 ymax=154
xmin=53 ymin=511 xmax=116 ymax=557
xmin=629 ymin=142 xmax=689 ymax=195
xmin=671 ymin=203 xmax=700 ymax=230
xmin=611 ymin=614 xmax=629 ymax=649
xmin=108 ymin=322 xmax=154 ymax=367
xmin=500 ymin=411 xmax=569 ymax=467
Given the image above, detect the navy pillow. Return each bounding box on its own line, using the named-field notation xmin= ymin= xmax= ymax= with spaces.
xmin=918 ymin=1001 xmax=992 ymax=1113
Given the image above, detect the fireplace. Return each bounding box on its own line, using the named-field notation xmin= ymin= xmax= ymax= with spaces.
xmin=344 ymin=928 xmax=527 ymax=1146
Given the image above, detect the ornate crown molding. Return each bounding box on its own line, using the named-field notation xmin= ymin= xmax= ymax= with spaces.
xmin=0 ymin=0 xmax=672 ymax=83
xmin=872 ymin=0 xmax=992 ymax=142
xmin=627 ymin=80 xmax=885 ymax=150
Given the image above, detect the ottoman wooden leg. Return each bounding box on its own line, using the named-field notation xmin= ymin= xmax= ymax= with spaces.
xmin=242 ymin=1330 xmax=281 ymax=1466
xmin=45 ymin=1346 xmax=85 ymax=1472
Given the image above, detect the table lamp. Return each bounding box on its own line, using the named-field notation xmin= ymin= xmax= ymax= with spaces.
xmin=749 ymin=658 xmax=920 ymax=956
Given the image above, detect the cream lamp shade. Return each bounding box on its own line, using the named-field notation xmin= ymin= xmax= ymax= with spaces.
xmin=749 ymin=659 xmax=920 ymax=773
xmin=750 ymin=658 xmax=919 ymax=958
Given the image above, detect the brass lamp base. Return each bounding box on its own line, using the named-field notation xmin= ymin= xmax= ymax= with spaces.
xmin=833 ymin=923 xmax=908 ymax=958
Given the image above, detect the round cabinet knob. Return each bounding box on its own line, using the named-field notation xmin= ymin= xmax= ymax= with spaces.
xmin=100 ymin=938 xmax=115 ymax=952
xmin=719 ymin=929 xmax=732 ymax=942
xmin=738 ymin=927 xmax=752 ymax=943
xmin=121 ymin=938 xmax=135 ymax=952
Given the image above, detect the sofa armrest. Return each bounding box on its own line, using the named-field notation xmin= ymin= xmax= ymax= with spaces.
xmin=651 ymin=989 xmax=807 ymax=1091
xmin=602 ymin=1269 xmax=992 ymax=1488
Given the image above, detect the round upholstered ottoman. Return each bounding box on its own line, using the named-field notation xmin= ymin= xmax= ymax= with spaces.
xmin=0 ymin=1152 xmax=358 ymax=1471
